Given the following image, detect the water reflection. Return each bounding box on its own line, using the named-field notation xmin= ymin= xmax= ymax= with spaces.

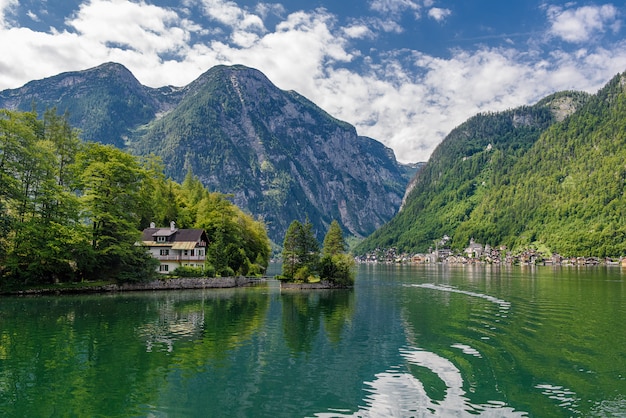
xmin=1 ymin=265 xmax=624 ymax=417
xmin=280 ymin=290 xmax=355 ymax=354
xmin=316 ymin=346 xmax=526 ymax=417
xmin=0 ymin=288 xmax=271 ymax=417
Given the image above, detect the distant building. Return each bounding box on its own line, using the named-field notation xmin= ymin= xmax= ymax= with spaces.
xmin=464 ymin=238 xmax=484 ymax=259
xmin=141 ymin=222 xmax=209 ymax=273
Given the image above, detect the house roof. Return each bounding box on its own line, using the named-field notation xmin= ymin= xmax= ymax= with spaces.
xmin=141 ymin=227 xmax=208 ymax=246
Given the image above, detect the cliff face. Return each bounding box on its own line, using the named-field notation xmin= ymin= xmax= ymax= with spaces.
xmin=0 ymin=63 xmax=411 ymax=242
xmin=130 ymin=65 xmax=409 ymax=241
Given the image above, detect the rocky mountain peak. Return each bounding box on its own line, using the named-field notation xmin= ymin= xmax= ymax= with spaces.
xmin=0 ymin=63 xmax=413 ymax=243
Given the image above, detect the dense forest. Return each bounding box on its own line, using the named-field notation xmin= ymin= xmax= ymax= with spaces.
xmin=0 ymin=109 xmax=271 ymax=288
xmin=357 ymin=71 xmax=626 ymax=258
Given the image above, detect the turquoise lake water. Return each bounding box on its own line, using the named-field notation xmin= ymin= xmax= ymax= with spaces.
xmin=0 ymin=263 xmax=625 ymax=417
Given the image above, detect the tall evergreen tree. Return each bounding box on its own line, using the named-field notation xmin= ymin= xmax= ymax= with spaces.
xmin=282 ymin=220 xmax=303 ymax=279
xmin=322 ymin=220 xmax=347 ymax=257
xmin=298 ymin=217 xmax=320 ymax=273
xmin=319 ymin=220 xmax=355 ymax=286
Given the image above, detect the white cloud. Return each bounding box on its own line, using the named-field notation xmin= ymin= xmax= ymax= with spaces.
xmin=546 ymin=4 xmax=621 ymax=43
xmin=255 ymin=3 xmax=285 ymax=19
xmin=428 ymin=7 xmax=451 ymax=22
xmin=199 ymin=0 xmax=264 ymax=30
xmin=68 ymin=1 xmax=190 ymax=54
xmin=343 ymin=23 xmax=374 ymax=39
xmin=26 ymin=10 xmax=40 ymax=22
xmin=0 ymin=0 xmax=17 ymax=27
xmin=0 ymin=0 xmax=626 ymax=164
xmin=369 ymin=0 xmax=420 ymax=15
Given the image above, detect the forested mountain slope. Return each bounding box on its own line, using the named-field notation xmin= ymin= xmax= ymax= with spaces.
xmin=355 ymin=88 xmax=594 ymax=255
xmin=456 ymin=72 xmax=626 ymax=256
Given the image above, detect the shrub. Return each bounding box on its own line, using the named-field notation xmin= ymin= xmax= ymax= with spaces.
xmin=204 ymin=264 xmax=216 ymax=278
xmin=294 ymin=266 xmax=311 ymax=282
xmin=218 ymin=266 xmax=235 ymax=277
xmin=320 ymin=254 xmax=355 ymax=286
xmin=171 ymin=266 xmax=205 ymax=278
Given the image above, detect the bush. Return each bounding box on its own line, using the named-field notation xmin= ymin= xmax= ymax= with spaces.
xmin=171 ymin=266 xmax=205 ymax=278
xmin=247 ymin=262 xmax=264 ymax=277
xmin=204 ymin=264 xmax=216 ymax=278
xmin=320 ymin=254 xmax=355 ymax=286
xmin=218 ymin=266 xmax=235 ymax=277
xmin=294 ymin=266 xmax=312 ymax=282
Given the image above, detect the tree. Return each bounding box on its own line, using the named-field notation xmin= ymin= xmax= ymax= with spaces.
xmin=281 ymin=217 xmax=321 ymax=281
xmin=74 ymin=143 xmax=155 ymax=281
xmin=319 ymin=220 xmax=355 ymax=286
xmin=322 ymin=220 xmax=346 ymax=257
xmin=298 ymin=217 xmax=320 ymax=273
xmin=1 ymin=110 xmax=87 ymax=285
xmin=282 ymin=220 xmax=303 ymax=279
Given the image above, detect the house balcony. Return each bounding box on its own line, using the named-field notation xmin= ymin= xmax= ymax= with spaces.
xmin=155 ymin=255 xmax=206 ymax=262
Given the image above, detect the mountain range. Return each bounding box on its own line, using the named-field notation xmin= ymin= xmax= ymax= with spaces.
xmin=0 ymin=62 xmax=415 ymax=243
xmin=357 ymin=70 xmax=626 ymax=258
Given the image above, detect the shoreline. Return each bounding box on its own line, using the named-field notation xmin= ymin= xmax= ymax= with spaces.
xmin=279 ymin=280 xmax=352 ymax=290
xmin=4 ymin=276 xmax=266 ymax=296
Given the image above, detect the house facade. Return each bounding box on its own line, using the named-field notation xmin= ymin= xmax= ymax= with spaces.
xmin=141 ymin=222 xmax=209 ymax=274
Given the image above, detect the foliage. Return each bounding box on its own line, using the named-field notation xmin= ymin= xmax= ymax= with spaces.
xmin=282 ymin=218 xmax=354 ymax=285
xmin=281 ymin=218 xmax=320 ymax=280
xmin=323 ymin=220 xmax=347 ymax=257
xmin=0 ymin=109 xmax=271 ymax=288
xmin=355 ymin=87 xmax=620 ymax=257
xmin=355 ymin=101 xmax=562 ymax=255
xmin=320 ymin=221 xmax=355 ymax=285
xmin=171 ymin=266 xmax=206 ymax=278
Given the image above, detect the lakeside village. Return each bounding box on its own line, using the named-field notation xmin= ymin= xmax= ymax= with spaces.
xmin=356 ymin=237 xmax=626 ymax=267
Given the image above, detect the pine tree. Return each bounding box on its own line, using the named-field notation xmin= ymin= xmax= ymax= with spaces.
xmin=282 ymin=220 xmax=303 ymax=279
xmin=322 ymin=220 xmax=346 ymax=257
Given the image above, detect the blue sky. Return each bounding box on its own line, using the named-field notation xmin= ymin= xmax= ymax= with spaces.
xmin=1 ymin=0 xmax=625 ymax=162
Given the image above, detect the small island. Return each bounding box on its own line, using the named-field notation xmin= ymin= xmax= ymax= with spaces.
xmin=276 ymin=219 xmax=355 ymax=289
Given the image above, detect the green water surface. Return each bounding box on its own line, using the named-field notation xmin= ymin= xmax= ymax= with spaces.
xmin=0 ymin=264 xmax=624 ymax=417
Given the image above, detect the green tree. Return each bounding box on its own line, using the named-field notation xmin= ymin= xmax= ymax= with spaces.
xmin=319 ymin=220 xmax=355 ymax=286
xmin=281 ymin=217 xmax=321 ymax=281
xmin=1 ymin=110 xmax=87 ymax=285
xmin=74 ymin=143 xmax=156 ymax=281
xmin=282 ymin=220 xmax=303 ymax=279
xmin=322 ymin=220 xmax=346 ymax=257
xmin=298 ymin=217 xmax=320 ymax=272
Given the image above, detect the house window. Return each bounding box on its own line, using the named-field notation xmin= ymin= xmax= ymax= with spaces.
xmin=160 ymin=249 xmax=169 ymax=256
xmin=197 ymin=249 xmax=204 ymax=256
xmin=157 ymin=236 xmax=166 ymax=243
xmin=159 ymin=264 xmax=169 ymax=272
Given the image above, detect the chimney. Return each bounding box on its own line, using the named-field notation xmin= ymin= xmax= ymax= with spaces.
xmin=170 ymin=221 xmax=176 ymax=231
xmin=150 ymin=222 xmax=155 ymax=228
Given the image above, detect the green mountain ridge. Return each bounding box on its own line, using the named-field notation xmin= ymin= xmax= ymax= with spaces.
xmin=358 ymin=72 xmax=626 ymax=257
xmin=0 ymin=63 xmax=413 ymax=243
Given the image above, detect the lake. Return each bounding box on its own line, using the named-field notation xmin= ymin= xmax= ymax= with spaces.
xmin=0 ymin=264 xmax=624 ymax=417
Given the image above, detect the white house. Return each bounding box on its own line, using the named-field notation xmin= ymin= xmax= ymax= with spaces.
xmin=464 ymin=238 xmax=484 ymax=259
xmin=141 ymin=222 xmax=209 ymax=274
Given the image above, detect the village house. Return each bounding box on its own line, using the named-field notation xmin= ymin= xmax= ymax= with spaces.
xmin=464 ymin=238 xmax=484 ymax=259
xmin=141 ymin=222 xmax=209 ymax=274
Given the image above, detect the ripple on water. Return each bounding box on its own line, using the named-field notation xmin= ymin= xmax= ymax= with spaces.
xmin=536 ymin=383 xmax=580 ymax=413
xmin=315 ymin=347 xmax=528 ymax=417
xmin=451 ymin=343 xmax=482 ymax=358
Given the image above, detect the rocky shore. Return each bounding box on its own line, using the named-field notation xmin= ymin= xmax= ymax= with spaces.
xmin=7 ymin=276 xmax=264 ymax=296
